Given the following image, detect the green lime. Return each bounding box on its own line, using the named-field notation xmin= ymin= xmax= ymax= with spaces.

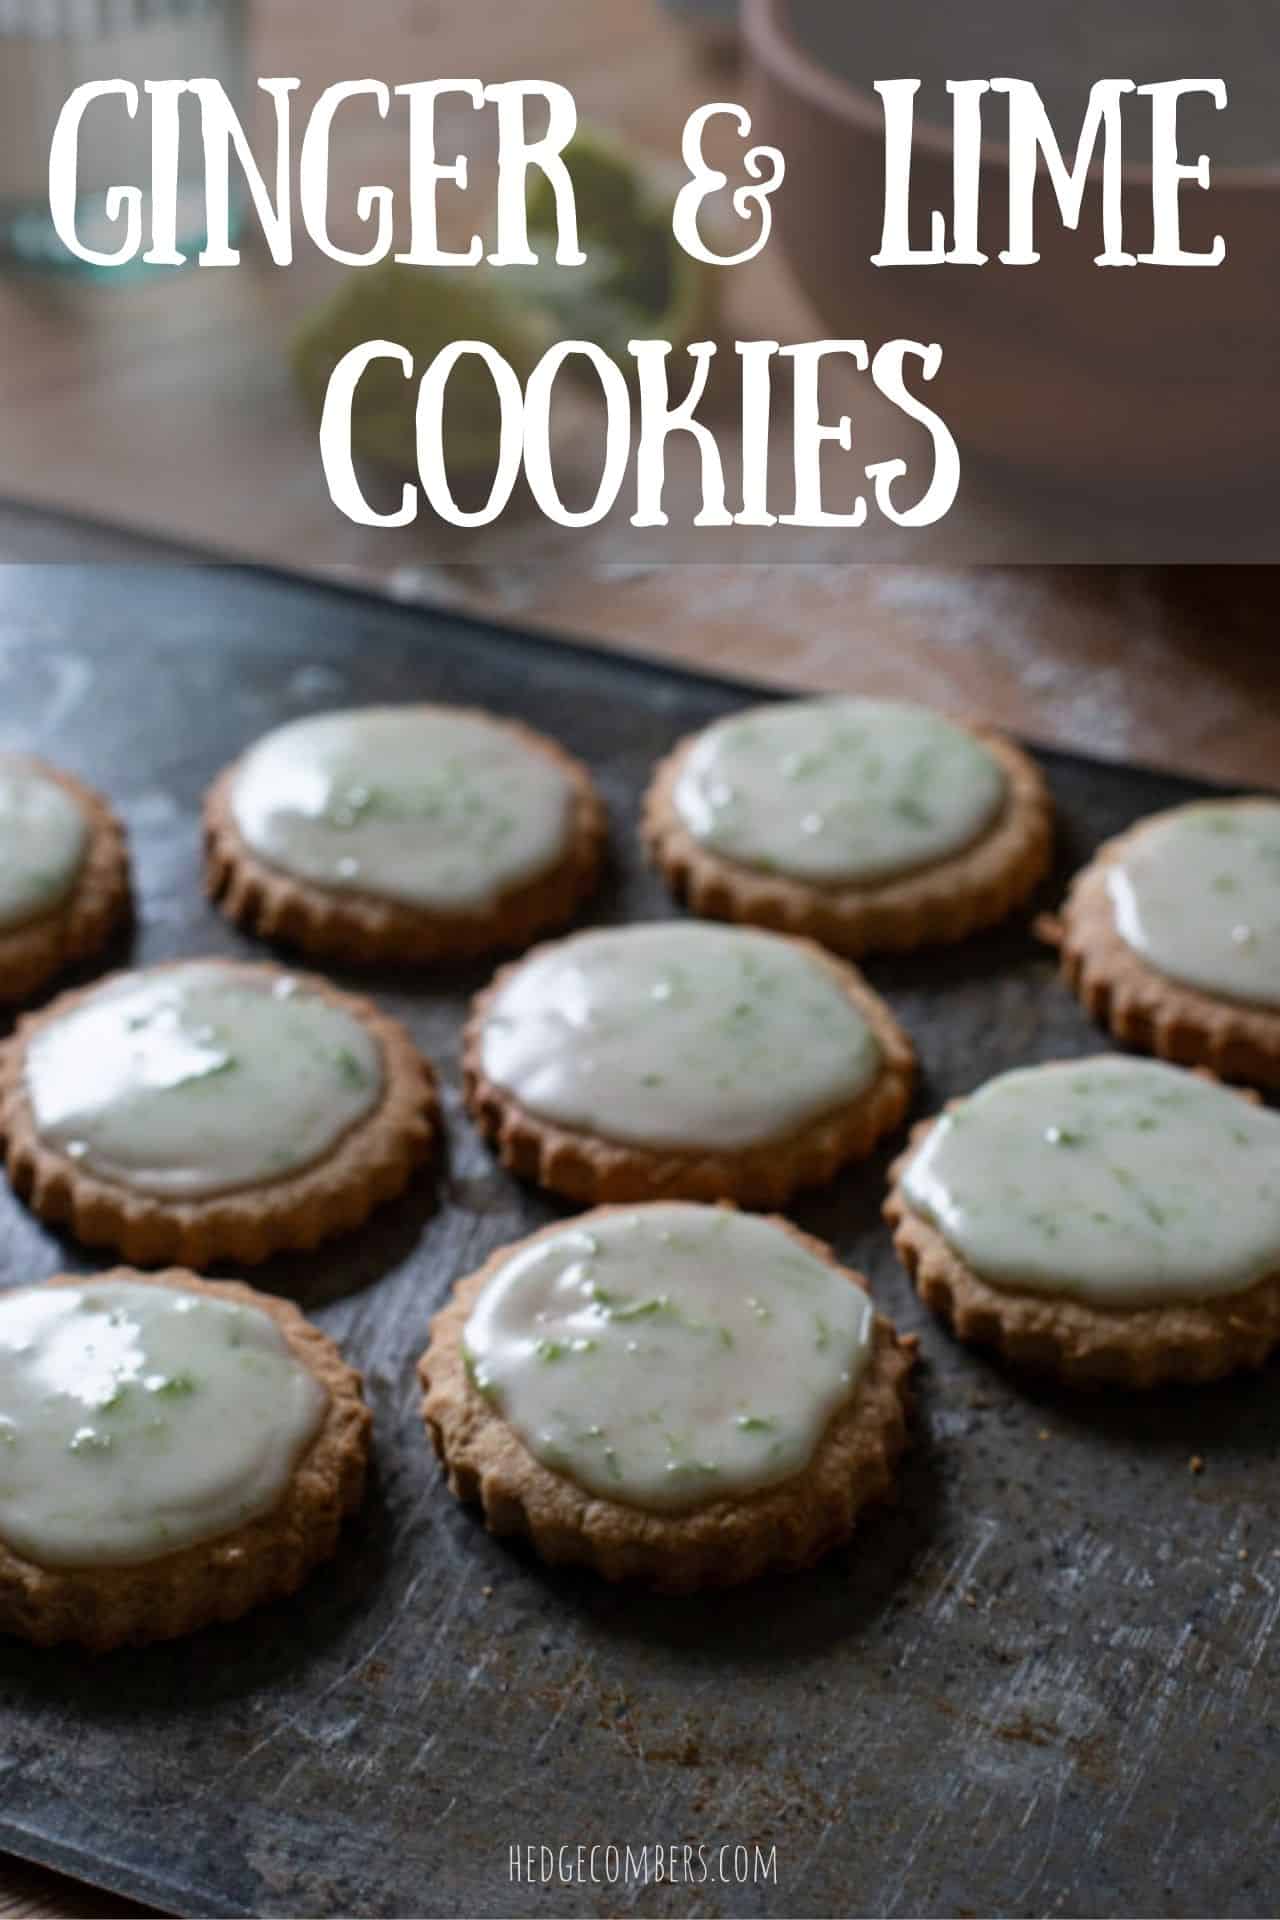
xmin=291 ymin=126 xmax=718 ymax=477
xmin=526 ymin=125 xmax=713 ymax=363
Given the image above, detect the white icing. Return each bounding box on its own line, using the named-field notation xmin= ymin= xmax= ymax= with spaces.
xmin=1108 ymin=801 xmax=1280 ymax=1009
xmin=464 ymin=1203 xmax=873 ymax=1512
xmin=672 ymin=697 xmax=1006 ymax=885
xmin=480 ymin=922 xmax=882 ymax=1151
xmin=25 ymin=962 xmax=383 ymax=1200
xmin=0 ymin=1280 xmax=327 ymax=1568
xmin=229 ymin=707 xmax=575 ymax=911
xmin=0 ymin=761 xmax=88 ymax=932
xmin=901 ymin=1056 xmax=1280 ymax=1307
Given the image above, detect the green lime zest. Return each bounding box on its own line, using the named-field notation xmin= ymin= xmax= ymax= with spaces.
xmin=292 ymin=127 xmax=719 ymax=481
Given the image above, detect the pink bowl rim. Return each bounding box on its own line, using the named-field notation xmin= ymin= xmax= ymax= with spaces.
xmin=742 ymin=0 xmax=1280 ymax=192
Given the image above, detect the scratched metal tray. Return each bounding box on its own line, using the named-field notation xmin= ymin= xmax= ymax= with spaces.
xmin=0 ymin=563 xmax=1276 ymax=1920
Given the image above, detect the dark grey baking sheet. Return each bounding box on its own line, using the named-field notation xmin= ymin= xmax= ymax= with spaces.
xmin=0 ymin=563 xmax=1277 ymax=1920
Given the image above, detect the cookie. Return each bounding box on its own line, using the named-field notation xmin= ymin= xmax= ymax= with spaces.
xmin=643 ymin=696 xmax=1053 ymax=956
xmin=0 ymin=1269 xmax=370 ymax=1649
xmin=1048 ymin=799 xmax=1280 ymax=1087
xmin=464 ymin=921 xmax=915 ymax=1207
xmin=420 ymin=1203 xmax=915 ymax=1589
xmin=205 ymin=704 xmax=606 ymax=965
xmin=0 ymin=755 xmax=129 ymax=1004
xmin=0 ymin=958 xmax=437 ymax=1266
xmin=885 ymin=1055 xmax=1280 ymax=1387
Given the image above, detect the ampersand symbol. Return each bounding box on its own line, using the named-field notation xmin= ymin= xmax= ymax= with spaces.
xmin=672 ymin=103 xmax=786 ymax=266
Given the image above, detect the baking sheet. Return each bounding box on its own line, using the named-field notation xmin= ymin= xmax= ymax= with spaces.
xmin=0 ymin=563 xmax=1276 ymax=1920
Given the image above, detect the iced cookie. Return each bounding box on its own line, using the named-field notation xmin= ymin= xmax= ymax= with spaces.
xmin=205 ymin=705 xmax=606 ymax=965
xmin=1051 ymin=799 xmax=1280 ymax=1087
xmin=464 ymin=922 xmax=915 ymax=1207
xmin=0 ymin=958 xmax=437 ymax=1265
xmin=0 ymin=755 xmax=130 ymax=1003
xmin=885 ymin=1055 xmax=1280 ymax=1387
xmin=420 ymin=1203 xmax=914 ymax=1589
xmin=643 ymin=696 xmax=1052 ymax=956
xmin=0 ymin=1270 xmax=370 ymax=1648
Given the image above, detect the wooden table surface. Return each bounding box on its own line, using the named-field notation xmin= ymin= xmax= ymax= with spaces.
xmin=0 ymin=3 xmax=1278 ymax=1915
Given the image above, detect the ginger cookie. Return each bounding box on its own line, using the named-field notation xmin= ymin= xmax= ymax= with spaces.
xmin=643 ymin=696 xmax=1052 ymax=957
xmin=420 ymin=1203 xmax=915 ymax=1590
xmin=464 ymin=921 xmax=915 ymax=1207
xmin=0 ymin=755 xmax=129 ymax=1004
xmin=0 ymin=958 xmax=437 ymax=1266
xmin=885 ymin=1055 xmax=1280 ymax=1388
xmin=1049 ymin=799 xmax=1280 ymax=1087
xmin=0 ymin=1270 xmax=370 ymax=1649
xmin=205 ymin=704 xmax=606 ymax=966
